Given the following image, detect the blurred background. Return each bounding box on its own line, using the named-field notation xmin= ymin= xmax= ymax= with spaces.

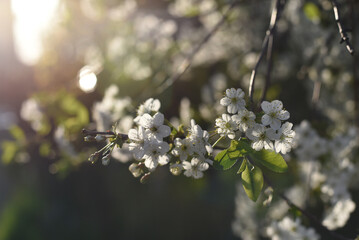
xmin=0 ymin=0 xmax=358 ymax=239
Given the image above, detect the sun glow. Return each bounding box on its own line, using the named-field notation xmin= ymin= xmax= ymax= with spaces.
xmin=11 ymin=0 xmax=59 ymax=65
xmin=78 ymin=66 xmax=98 ymax=93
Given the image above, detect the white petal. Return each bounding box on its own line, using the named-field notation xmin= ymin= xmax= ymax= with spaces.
xmin=220 ymin=97 xmax=231 ymax=106
xmin=228 ymin=104 xmax=237 ymax=114
xmin=261 ymin=101 xmax=271 ymax=113
xmin=139 ymin=114 xmax=153 ymax=129
xmin=158 ymin=125 xmax=171 ymax=138
xmin=252 ymin=141 xmax=264 ymax=151
xmin=145 ymin=158 xmax=157 ymax=171
xmin=264 ymin=139 xmax=274 ymax=150
xmin=261 ymin=114 xmax=272 ymax=126
xmin=158 ymin=154 xmax=169 ymax=165
xmin=270 ymin=118 xmax=281 ymax=130
xmin=182 ymin=161 xmax=192 ymax=170
xmin=278 ymin=110 xmax=290 ymax=120
xmin=153 ymin=112 xmax=164 ymax=126
xmin=272 ymin=100 xmax=283 ymax=110
xmin=128 ymin=128 xmax=139 ymax=141
xmin=228 ymin=132 xmax=236 ymax=139
xmin=133 ymin=148 xmax=145 ymax=160
xmin=198 ymin=162 xmax=209 ymax=171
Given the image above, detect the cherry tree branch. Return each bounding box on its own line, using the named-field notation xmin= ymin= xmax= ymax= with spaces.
xmin=154 ymin=1 xmax=239 ymax=96
xmin=331 ymin=0 xmax=355 ymax=55
xmin=248 ymin=0 xmax=286 ymax=104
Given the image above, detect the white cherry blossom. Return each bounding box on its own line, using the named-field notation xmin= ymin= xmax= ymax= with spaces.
xmin=139 ymin=112 xmax=171 ymax=140
xmin=274 ymin=122 xmax=295 ymax=154
xmin=220 ymin=88 xmax=246 ymax=114
xmin=215 ymin=114 xmax=238 ymax=139
xmin=232 ymin=109 xmax=256 ymax=132
xmin=134 ymin=98 xmax=161 ymax=123
xmin=128 ymin=126 xmax=147 ymax=160
xmin=183 ymin=157 xmax=209 ymax=179
xmin=246 ymin=124 xmax=277 ymax=151
xmin=129 ymin=163 xmax=143 ymax=177
xmin=261 ymin=100 xmax=289 ymax=130
xmin=171 ymin=138 xmax=194 ymax=161
xmin=143 ymin=140 xmax=170 ymax=171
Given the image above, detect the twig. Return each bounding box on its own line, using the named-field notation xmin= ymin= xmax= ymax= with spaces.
xmin=263 ymin=175 xmax=352 ymax=240
xmin=260 ymin=34 xmax=274 ymax=103
xmin=248 ymin=0 xmax=286 ymax=105
xmin=350 ymin=0 xmax=359 ymax=127
xmin=331 ymin=0 xmax=355 ymax=55
xmin=154 ymin=1 xmax=238 ymax=96
xmin=311 ymin=80 xmax=322 ymax=106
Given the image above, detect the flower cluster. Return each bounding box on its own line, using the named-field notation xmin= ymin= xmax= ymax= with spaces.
xmin=266 ymin=217 xmax=320 ymax=240
xmin=293 ymin=121 xmax=358 ymax=230
xmin=216 ymin=88 xmax=295 ymax=154
xmin=127 ymin=99 xmax=213 ymax=180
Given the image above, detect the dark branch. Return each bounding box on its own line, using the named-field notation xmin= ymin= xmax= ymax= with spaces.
xmin=249 ymin=0 xmax=286 ymax=104
xmin=331 ymin=0 xmax=355 ymax=55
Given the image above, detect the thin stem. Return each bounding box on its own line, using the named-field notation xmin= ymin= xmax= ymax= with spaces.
xmin=249 ymin=0 xmax=286 ymax=105
xmin=212 ymin=136 xmax=224 ymax=148
xmin=154 ymin=1 xmax=239 ymax=96
xmin=331 ymin=0 xmax=355 ymax=55
xmin=351 ymin=0 xmax=359 ymax=127
xmin=260 ymin=33 xmax=274 ymax=103
xmin=263 ymin=174 xmax=352 ymax=240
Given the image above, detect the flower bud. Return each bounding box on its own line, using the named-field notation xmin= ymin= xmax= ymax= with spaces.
xmin=102 ymin=155 xmax=110 ymax=165
xmin=84 ymin=136 xmax=96 ymax=142
xmin=129 ymin=163 xmax=142 ymax=178
xmin=169 ymin=163 xmax=183 ymax=176
xmin=95 ymin=135 xmax=106 ymax=142
xmin=88 ymin=153 xmax=99 ymax=163
xmin=140 ymin=172 xmax=151 ymax=184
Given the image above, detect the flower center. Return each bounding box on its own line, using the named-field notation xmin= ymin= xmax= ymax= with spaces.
xmin=231 ymin=97 xmax=238 ymax=103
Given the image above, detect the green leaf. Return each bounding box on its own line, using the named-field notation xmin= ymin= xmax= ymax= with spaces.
xmin=9 ymin=125 xmax=25 ymax=141
xmin=237 ymin=158 xmax=247 ymax=174
xmin=39 ymin=143 xmax=51 ymax=157
xmin=241 ymin=164 xmax=264 ymax=202
xmin=250 ymin=149 xmax=288 ymax=173
xmin=214 ymin=140 xmax=245 ymax=170
xmin=304 ymin=3 xmax=320 ymax=22
xmin=1 ymin=141 xmax=19 ymax=164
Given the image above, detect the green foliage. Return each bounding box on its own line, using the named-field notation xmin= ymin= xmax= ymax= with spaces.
xmin=39 ymin=143 xmax=52 ymax=157
xmin=303 ymin=3 xmax=321 ymax=22
xmin=249 ymin=149 xmax=288 ymax=173
xmin=1 ymin=141 xmax=18 ymax=164
xmin=237 ymin=158 xmax=247 ymax=174
xmin=214 ymin=139 xmax=288 ymax=201
xmin=214 ymin=140 xmax=248 ymax=170
xmin=241 ymin=163 xmax=264 ymax=202
xmin=9 ymin=126 xmax=25 ymax=142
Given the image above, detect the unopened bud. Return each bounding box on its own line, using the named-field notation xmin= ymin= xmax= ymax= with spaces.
xmin=95 ymin=135 xmax=106 ymax=142
xmin=102 ymin=155 xmax=110 ymax=165
xmin=88 ymin=152 xmax=99 ymax=163
xmin=129 ymin=163 xmax=142 ymax=178
xmin=140 ymin=172 xmax=151 ymax=184
xmin=169 ymin=163 xmax=183 ymax=176
xmin=84 ymin=136 xmax=96 ymax=142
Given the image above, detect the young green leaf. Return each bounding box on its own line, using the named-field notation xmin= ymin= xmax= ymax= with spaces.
xmin=214 ymin=140 xmax=245 ymax=170
xmin=237 ymin=158 xmax=247 ymax=174
xmin=250 ymin=149 xmax=288 ymax=173
xmin=241 ymin=164 xmax=264 ymax=202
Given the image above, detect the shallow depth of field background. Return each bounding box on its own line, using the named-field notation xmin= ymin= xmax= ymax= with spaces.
xmin=0 ymin=0 xmax=358 ymax=239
